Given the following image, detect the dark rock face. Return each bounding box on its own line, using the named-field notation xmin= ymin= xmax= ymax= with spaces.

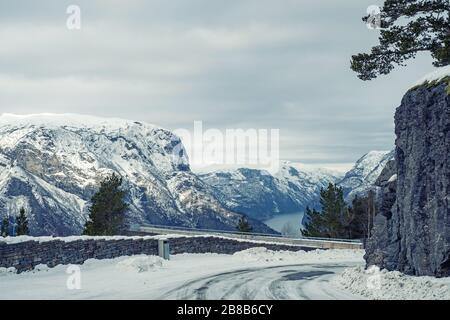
xmin=365 ymin=83 xmax=450 ymax=277
xmin=364 ymin=160 xmax=399 ymax=270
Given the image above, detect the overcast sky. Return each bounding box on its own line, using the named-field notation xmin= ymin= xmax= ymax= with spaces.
xmin=0 ymin=0 xmax=435 ymax=172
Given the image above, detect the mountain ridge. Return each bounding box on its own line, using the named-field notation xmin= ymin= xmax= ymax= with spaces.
xmin=0 ymin=113 xmax=274 ymax=236
xmin=0 ymin=113 xmax=394 ymax=235
xmin=201 ymin=151 xmax=394 ymax=223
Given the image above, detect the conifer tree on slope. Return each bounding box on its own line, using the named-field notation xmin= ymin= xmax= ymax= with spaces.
xmin=301 ymin=207 xmax=325 ymax=238
xmin=351 ymin=0 xmax=450 ymax=80
xmin=302 ymin=185 xmax=374 ymax=239
xmin=1 ymin=216 xmax=9 ymax=237
xmin=237 ymin=216 xmax=253 ymax=233
xmin=302 ymin=183 xmax=350 ymax=238
xmin=16 ymin=207 xmax=29 ymax=236
xmin=83 ymin=173 xmax=129 ymax=236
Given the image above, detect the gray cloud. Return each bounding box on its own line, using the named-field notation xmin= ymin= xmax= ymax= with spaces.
xmin=0 ymin=0 xmax=435 ymax=171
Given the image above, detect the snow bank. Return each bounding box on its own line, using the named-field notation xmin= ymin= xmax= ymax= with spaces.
xmin=0 ymin=267 xmax=16 ymax=276
xmin=233 ymin=247 xmax=289 ymax=262
xmin=233 ymin=247 xmax=364 ymax=263
xmin=412 ymin=66 xmax=450 ymax=89
xmin=332 ymin=266 xmax=450 ymax=300
xmin=116 ymin=255 xmax=165 ymax=273
xmin=0 ymin=234 xmax=182 ymax=245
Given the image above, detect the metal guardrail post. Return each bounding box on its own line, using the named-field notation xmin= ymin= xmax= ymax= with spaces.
xmin=158 ymin=239 xmax=170 ymax=260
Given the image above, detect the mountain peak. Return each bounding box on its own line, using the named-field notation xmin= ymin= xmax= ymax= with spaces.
xmin=339 ymin=150 xmax=395 ymax=201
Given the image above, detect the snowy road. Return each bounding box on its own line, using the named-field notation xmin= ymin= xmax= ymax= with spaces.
xmin=160 ymin=263 xmax=360 ymax=300
xmin=1 ymin=248 xmax=366 ymax=300
xmin=3 ymin=248 xmax=448 ymax=300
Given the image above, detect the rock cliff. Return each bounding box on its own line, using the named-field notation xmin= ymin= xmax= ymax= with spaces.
xmin=365 ymin=74 xmax=450 ymax=277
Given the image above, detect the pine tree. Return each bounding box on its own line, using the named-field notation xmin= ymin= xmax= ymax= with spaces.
xmin=351 ymin=0 xmax=450 ymax=80
xmin=301 ymin=206 xmax=326 ymax=238
xmin=302 ymin=183 xmax=349 ymax=238
xmin=1 ymin=216 xmax=9 ymax=237
xmin=302 ymin=185 xmax=375 ymax=239
xmin=16 ymin=207 xmax=29 ymax=236
xmin=83 ymin=173 xmax=129 ymax=236
xmin=237 ymin=216 xmax=253 ymax=233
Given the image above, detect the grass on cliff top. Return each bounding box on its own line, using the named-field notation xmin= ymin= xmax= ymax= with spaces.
xmin=409 ymin=75 xmax=450 ymax=95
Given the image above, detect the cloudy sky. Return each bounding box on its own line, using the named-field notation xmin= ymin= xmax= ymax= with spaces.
xmin=0 ymin=0 xmax=435 ymax=172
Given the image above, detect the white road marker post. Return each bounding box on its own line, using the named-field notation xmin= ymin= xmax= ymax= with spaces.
xmin=158 ymin=239 xmax=170 ymax=260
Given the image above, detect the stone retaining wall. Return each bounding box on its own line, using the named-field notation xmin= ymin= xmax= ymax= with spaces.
xmin=0 ymin=236 xmax=312 ymax=273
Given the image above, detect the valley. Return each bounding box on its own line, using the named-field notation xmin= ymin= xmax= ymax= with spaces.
xmin=0 ymin=113 xmax=395 ymax=237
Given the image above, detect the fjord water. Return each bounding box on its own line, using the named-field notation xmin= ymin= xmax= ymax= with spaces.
xmin=263 ymin=212 xmax=304 ymax=237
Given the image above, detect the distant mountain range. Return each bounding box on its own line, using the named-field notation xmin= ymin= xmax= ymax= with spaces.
xmin=0 ymin=114 xmax=274 ymax=236
xmin=201 ymin=151 xmax=394 ymax=222
xmin=0 ymin=113 xmax=394 ymax=236
xmin=200 ymin=163 xmax=342 ymax=220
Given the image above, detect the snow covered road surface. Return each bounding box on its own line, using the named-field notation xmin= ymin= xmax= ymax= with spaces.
xmin=3 ymin=247 xmax=449 ymax=300
xmin=159 ymin=263 xmax=361 ymax=300
xmin=0 ymin=248 xmax=365 ymax=300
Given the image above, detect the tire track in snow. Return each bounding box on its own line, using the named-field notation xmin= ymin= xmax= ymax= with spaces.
xmin=159 ymin=263 xmax=362 ymax=300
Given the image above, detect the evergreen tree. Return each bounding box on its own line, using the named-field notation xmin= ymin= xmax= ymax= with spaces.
xmin=1 ymin=216 xmax=9 ymax=237
xmin=16 ymin=207 xmax=29 ymax=236
xmin=302 ymin=184 xmax=375 ymax=239
xmin=343 ymin=195 xmax=371 ymax=239
xmin=351 ymin=0 xmax=450 ymax=80
xmin=319 ymin=183 xmax=348 ymax=238
xmin=301 ymin=206 xmax=326 ymax=238
xmin=83 ymin=173 xmax=129 ymax=236
xmin=237 ymin=216 xmax=253 ymax=233
xmin=302 ymin=183 xmax=351 ymax=238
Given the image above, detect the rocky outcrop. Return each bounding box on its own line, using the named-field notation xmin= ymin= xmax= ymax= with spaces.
xmin=365 ymin=80 xmax=450 ymax=277
xmin=364 ymin=160 xmax=398 ymax=269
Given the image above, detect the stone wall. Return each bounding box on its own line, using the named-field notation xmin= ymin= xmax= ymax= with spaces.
xmin=0 ymin=236 xmax=311 ymax=273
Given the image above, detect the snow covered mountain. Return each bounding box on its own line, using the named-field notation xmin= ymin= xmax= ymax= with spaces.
xmin=200 ymin=162 xmax=342 ymax=220
xmin=201 ymin=151 xmax=394 ymax=222
xmin=338 ymin=150 xmax=395 ymax=201
xmin=0 ymin=113 xmax=274 ymax=236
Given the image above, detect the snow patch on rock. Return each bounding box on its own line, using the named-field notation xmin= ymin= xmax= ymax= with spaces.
xmin=0 ymin=234 xmax=173 ymax=245
xmin=412 ymin=66 xmax=450 ymax=88
xmin=387 ymin=174 xmax=397 ymax=183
